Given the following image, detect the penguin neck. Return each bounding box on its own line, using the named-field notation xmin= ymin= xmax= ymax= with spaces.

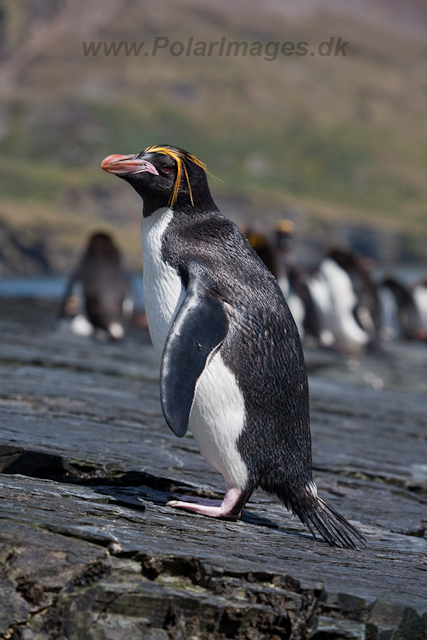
xmin=141 ymin=198 xmax=219 ymax=221
xmin=173 ymin=196 xmax=219 ymax=216
xmin=141 ymin=206 xmax=173 ymax=232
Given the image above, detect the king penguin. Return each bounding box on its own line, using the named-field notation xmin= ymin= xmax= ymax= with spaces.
xmin=101 ymin=145 xmax=365 ymax=548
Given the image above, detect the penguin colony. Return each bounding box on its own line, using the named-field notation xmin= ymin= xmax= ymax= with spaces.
xmin=101 ymin=145 xmax=366 ymax=548
xmin=243 ymin=229 xmax=427 ymax=350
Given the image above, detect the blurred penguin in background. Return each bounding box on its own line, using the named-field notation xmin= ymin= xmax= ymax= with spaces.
xmin=295 ymin=249 xmax=377 ymax=353
xmin=316 ymin=254 xmax=369 ymax=353
xmin=240 ymin=225 xmax=279 ymax=278
xmin=412 ymin=278 xmax=427 ymax=339
xmin=381 ymin=276 xmax=427 ymax=341
xmin=329 ymin=249 xmax=380 ymax=342
xmin=240 ymin=219 xmax=295 ymax=283
xmin=242 ymin=220 xmax=307 ymax=336
xmin=287 ymin=265 xmax=334 ymax=347
xmin=240 ymin=223 xmax=381 ymax=353
xmin=58 ymin=232 xmax=133 ymax=340
xmin=274 ymin=220 xmax=295 ymax=269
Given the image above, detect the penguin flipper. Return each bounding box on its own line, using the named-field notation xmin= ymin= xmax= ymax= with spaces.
xmin=160 ymin=274 xmax=229 ymax=437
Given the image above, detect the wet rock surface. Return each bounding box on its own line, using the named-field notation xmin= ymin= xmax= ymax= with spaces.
xmin=0 ymin=299 xmax=426 ymax=639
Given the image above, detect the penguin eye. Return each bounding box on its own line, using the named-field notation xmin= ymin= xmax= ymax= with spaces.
xmin=162 ymin=165 xmax=172 ymax=174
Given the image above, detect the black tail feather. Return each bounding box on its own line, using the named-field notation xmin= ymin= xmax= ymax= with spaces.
xmin=297 ymin=497 xmax=366 ymax=549
xmin=260 ymin=477 xmax=366 ymax=549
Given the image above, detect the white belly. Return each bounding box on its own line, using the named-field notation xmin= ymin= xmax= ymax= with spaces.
xmin=141 ymin=207 xmax=248 ymax=490
xmin=189 ymin=350 xmax=248 ymax=490
xmin=320 ymin=259 xmax=368 ymax=348
xmin=413 ymin=286 xmax=427 ymax=328
xmin=141 ymin=208 xmax=185 ymax=356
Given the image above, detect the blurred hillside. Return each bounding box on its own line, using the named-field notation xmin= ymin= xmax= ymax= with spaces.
xmin=0 ymin=0 xmax=426 ymax=274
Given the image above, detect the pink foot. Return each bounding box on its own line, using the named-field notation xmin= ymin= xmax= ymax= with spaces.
xmin=166 ymin=487 xmax=249 ymax=521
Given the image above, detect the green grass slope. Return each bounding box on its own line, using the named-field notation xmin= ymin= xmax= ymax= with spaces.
xmin=0 ymin=0 xmax=426 ymax=271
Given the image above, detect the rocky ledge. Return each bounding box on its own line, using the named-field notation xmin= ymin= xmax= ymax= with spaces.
xmin=0 ymin=299 xmax=426 ymax=640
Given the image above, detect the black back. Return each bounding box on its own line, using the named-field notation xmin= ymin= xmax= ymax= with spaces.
xmin=161 ymin=210 xmax=312 ymax=504
xmin=58 ymin=233 xmax=129 ymax=333
xmin=80 ymin=233 xmax=127 ymax=331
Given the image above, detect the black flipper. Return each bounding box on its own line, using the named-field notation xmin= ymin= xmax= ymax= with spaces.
xmin=160 ymin=273 xmax=229 ymax=437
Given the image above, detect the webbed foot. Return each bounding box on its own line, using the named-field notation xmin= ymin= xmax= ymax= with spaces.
xmin=166 ymin=487 xmax=249 ymax=521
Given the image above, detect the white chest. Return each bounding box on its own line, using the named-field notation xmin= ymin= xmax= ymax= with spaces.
xmin=320 ymin=258 xmax=368 ymax=347
xmin=189 ymin=350 xmax=248 ymax=490
xmin=413 ymin=285 xmax=427 ymax=328
xmin=141 ymin=207 xmax=248 ymax=491
xmin=141 ymin=208 xmax=185 ymax=356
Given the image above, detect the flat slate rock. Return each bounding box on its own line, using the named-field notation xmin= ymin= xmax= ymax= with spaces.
xmin=0 ymin=299 xmax=426 ymax=640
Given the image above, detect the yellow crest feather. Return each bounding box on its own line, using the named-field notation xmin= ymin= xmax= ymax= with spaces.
xmin=144 ymin=145 xmax=219 ymax=207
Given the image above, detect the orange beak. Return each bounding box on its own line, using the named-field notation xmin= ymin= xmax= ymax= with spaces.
xmin=101 ymin=154 xmax=159 ymax=176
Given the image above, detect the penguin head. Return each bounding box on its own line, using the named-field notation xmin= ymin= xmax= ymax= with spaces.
xmin=85 ymin=232 xmax=121 ymax=262
xmin=101 ymin=145 xmax=217 ymax=217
